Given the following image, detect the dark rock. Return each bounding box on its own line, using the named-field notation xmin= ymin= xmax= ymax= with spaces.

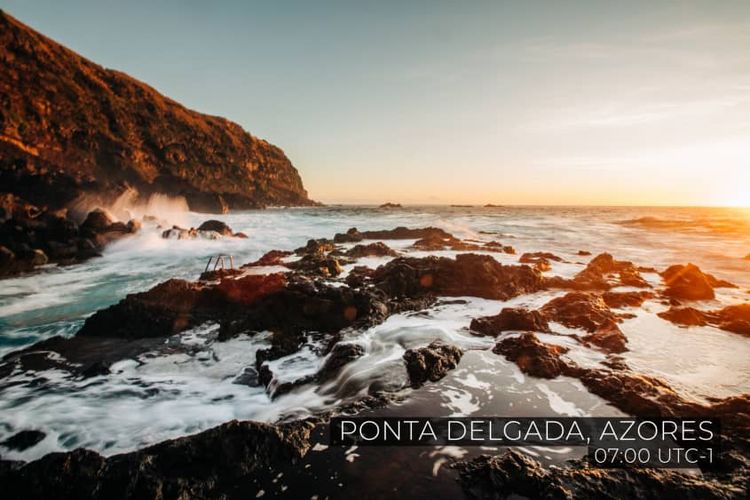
xmin=470 ymin=307 xmax=550 ymax=336
xmin=577 ymin=250 xmax=592 ymax=256
xmin=659 ymin=304 xmax=750 ymax=338
xmin=80 ymin=209 xmax=114 ymax=235
xmin=345 ymin=265 xmax=375 ymax=288
xmin=1 ymin=430 xmax=46 ymax=452
xmin=540 ymin=292 xmax=628 ymax=352
xmin=0 ymin=420 xmax=315 ymax=500
xmin=242 ymin=250 xmax=293 ymax=267
xmin=454 ymin=449 xmax=740 ymax=500
xmin=197 ymin=220 xmax=234 ymax=236
xmin=233 ymin=366 xmax=260 ymax=387
xmin=540 ymin=292 xmax=625 ymax=333
xmin=333 ymin=227 xmax=364 ymax=243
xmin=198 ymin=268 xmax=243 ymax=281
xmin=547 ymin=253 xmax=649 ymax=290
xmin=403 ymin=340 xmax=463 ymax=388
xmin=661 ymin=263 xmax=736 ymax=301
xmin=378 ymin=202 xmax=402 ymax=208
xmin=493 ymin=332 xmax=569 ymax=378
xmin=287 ymin=254 xmax=343 ymax=277
xmin=359 ymin=226 xmax=453 ymax=240
xmin=317 ymin=343 xmax=365 ymax=381
xmin=79 ymin=361 xmax=111 ymax=378
xmin=520 ymin=251 xmax=564 ymax=263
xmin=482 ymin=241 xmax=516 ymax=254
xmin=294 ymin=238 xmax=335 ymax=256
xmin=343 ymin=242 xmax=398 ymax=258
xmin=186 ymin=192 xmax=229 ymax=214
xmin=370 ymin=254 xmax=544 ymax=300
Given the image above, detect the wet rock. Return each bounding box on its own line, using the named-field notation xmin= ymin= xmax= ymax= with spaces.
xmin=412 ymin=233 xmax=478 ymax=251
xmin=79 ymin=209 xmax=114 ymax=235
xmin=0 ymin=203 xmax=137 ymax=278
xmin=294 ymin=238 xmax=335 ymax=256
xmin=370 ymin=254 xmax=544 ymax=300
xmin=540 ymin=292 xmax=625 ymax=333
xmin=79 ymin=361 xmax=111 ymax=378
xmin=660 ymin=304 xmax=750 ymax=338
xmin=378 ymin=202 xmax=402 ymax=208
xmin=161 ymin=226 xmax=220 ymax=240
xmin=241 ymin=249 xmax=293 ymax=267
xmin=233 ymin=366 xmax=261 ymax=387
xmin=333 ymin=227 xmax=364 ymax=243
xmin=454 ymin=449 xmax=741 ymax=500
xmin=661 ymin=263 xmax=736 ymax=300
xmin=548 ymin=253 xmax=649 ymax=290
xmin=198 ymin=268 xmax=243 ymax=281
xmin=317 ymin=343 xmax=365 ymax=381
xmin=658 ymin=306 xmax=711 ymax=327
xmin=403 ymin=340 xmax=463 ymax=388
xmin=582 ymin=321 xmax=628 ymax=353
xmin=197 ymin=219 xmax=234 ymax=236
xmin=601 ymin=290 xmax=654 ymax=308
xmin=520 ymin=251 xmax=564 ymax=263
xmin=1 ymin=430 xmax=46 ymax=452
xmin=343 ymin=242 xmax=398 ymax=258
xmin=287 ymin=254 xmax=343 ymax=277
xmin=219 ymin=276 xmax=391 ymax=341
xmin=493 ymin=333 xmax=568 ymax=378
xmin=540 ymin=292 xmax=628 ymax=352
xmin=359 ymin=226 xmax=453 ymax=240
xmin=0 ymin=420 xmax=316 ymax=500
xmin=470 ymin=308 xmax=550 ymax=336
xmin=77 ymin=278 xmax=221 ymax=339
xmin=578 ymin=250 xmax=592 ymax=256
xmin=345 ymin=265 xmax=375 ymax=288
xmin=712 ymin=304 xmax=750 ymax=337
xmin=483 ymin=241 xmax=515 ymax=254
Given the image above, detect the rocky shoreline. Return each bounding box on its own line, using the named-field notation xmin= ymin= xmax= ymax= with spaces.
xmin=1 ymin=224 xmax=749 ymax=498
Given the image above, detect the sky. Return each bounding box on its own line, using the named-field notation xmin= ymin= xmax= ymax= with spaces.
xmin=4 ymin=0 xmax=750 ymax=206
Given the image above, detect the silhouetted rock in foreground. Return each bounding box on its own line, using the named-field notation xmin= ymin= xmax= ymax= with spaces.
xmin=454 ymin=449 xmax=744 ymax=500
xmin=0 ymin=420 xmax=315 ymax=500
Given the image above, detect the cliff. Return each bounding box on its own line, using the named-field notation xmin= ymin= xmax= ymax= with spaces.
xmin=0 ymin=10 xmax=312 ymax=213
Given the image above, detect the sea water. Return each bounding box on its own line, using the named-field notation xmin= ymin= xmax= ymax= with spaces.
xmin=1 ymin=205 xmax=749 ymax=461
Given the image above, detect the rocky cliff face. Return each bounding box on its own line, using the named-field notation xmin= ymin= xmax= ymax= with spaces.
xmin=0 ymin=10 xmax=312 ymax=213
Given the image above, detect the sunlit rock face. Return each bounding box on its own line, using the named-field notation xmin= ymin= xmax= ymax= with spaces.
xmin=0 ymin=11 xmax=312 ymax=213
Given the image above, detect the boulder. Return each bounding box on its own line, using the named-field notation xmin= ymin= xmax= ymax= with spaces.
xmin=493 ymin=332 xmax=568 ymax=378
xmin=317 ymin=343 xmax=365 ymax=381
xmin=661 ymin=263 xmax=735 ymax=301
xmin=197 ymin=220 xmax=234 ymax=236
xmin=370 ymin=254 xmax=545 ymax=301
xmin=470 ymin=307 xmax=551 ymax=336
xmin=403 ymin=340 xmax=463 ymax=388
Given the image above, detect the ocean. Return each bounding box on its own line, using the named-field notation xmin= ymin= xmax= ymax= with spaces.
xmin=1 ymin=205 xmax=749 ymax=468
